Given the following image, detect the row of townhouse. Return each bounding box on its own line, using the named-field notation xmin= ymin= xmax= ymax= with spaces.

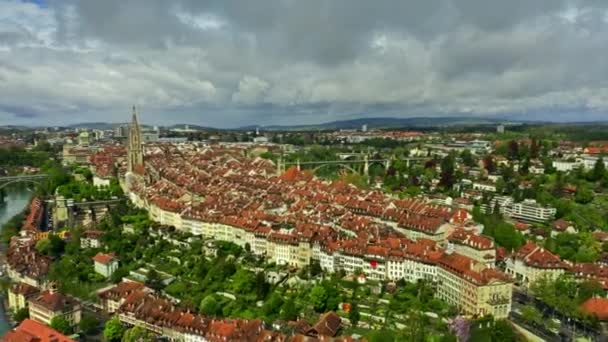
xmin=130 ymin=190 xmax=324 ymax=269
xmin=552 ymin=156 xmax=606 ymax=172
xmin=98 ymin=281 xmax=349 ymax=341
xmin=314 ymin=236 xmax=513 ymax=319
xmin=316 ymin=239 xmax=442 ymax=283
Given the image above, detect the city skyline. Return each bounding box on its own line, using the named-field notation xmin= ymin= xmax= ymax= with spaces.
xmin=3 ymin=1 xmax=608 ymax=126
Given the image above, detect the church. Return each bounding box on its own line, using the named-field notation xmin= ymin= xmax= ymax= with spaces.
xmin=125 ymin=106 xmax=145 ymax=191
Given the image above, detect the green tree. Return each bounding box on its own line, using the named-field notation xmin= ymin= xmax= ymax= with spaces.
xmin=349 ymin=302 xmax=360 ymax=326
xmin=145 ymin=269 xmax=164 ymax=291
xmin=521 ymin=305 xmax=542 ymax=325
xmin=460 ymin=149 xmax=476 ymax=167
xmin=12 ymin=307 xmax=29 ymax=323
xmin=578 ymin=280 xmax=604 ymax=303
xmin=103 ymin=317 xmax=124 ymax=342
xmin=309 ymin=285 xmax=328 ymax=312
xmin=590 ymin=157 xmax=606 ymax=181
xmin=35 ymin=238 xmax=52 ymax=255
xmin=440 ymin=154 xmax=456 ymax=189
xmin=50 ymin=316 xmax=72 ymax=335
xmin=79 ymin=314 xmax=99 ymax=335
xmin=199 ymin=295 xmax=220 ymax=316
xmin=255 ymin=272 xmax=270 ymax=299
xmin=123 ymin=326 xmax=155 ymax=342
xmin=310 ymin=260 xmax=323 ymax=277
xmin=575 ymin=185 xmax=594 ymax=204
xmin=280 ymin=298 xmax=299 ymax=321
xmin=262 ymin=293 xmax=284 ymax=317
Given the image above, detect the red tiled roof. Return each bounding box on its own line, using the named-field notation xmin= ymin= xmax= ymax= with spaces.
xmin=514 ymin=242 xmax=567 ymax=270
xmin=10 ymin=282 xmax=39 ymax=297
xmin=92 ymin=252 xmax=116 ymax=265
xmin=309 ymin=311 xmax=341 ymax=337
xmin=1 ymin=319 xmax=74 ymax=342
xmin=448 ymin=229 xmax=494 ymax=250
xmin=29 ymin=290 xmax=78 ymax=312
xmin=439 ymin=253 xmax=510 ymax=286
xmin=581 ymin=298 xmax=608 ymax=321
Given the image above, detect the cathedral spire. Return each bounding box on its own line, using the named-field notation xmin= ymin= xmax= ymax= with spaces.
xmin=127 ymin=105 xmax=144 ymax=174
xmin=132 ymin=105 xmax=138 ymax=124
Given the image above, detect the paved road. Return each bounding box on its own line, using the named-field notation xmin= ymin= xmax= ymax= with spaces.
xmin=511 ymin=322 xmax=546 ymax=342
xmin=512 ymin=290 xmax=602 ymax=341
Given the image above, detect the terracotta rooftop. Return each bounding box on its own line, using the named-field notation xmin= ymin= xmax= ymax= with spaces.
xmin=1 ymin=319 xmax=74 ymax=342
xmin=92 ymin=252 xmax=116 ymax=265
xmin=29 ymin=290 xmax=78 ymax=312
xmin=581 ymin=297 xmax=608 ymax=321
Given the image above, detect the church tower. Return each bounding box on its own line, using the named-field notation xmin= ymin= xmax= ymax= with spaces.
xmin=127 ymin=105 xmax=144 ymax=173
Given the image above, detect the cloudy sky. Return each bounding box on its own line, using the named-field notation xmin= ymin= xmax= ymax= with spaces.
xmin=1 ymin=0 xmax=608 ymax=127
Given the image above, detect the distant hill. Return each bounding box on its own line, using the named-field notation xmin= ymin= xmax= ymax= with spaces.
xmin=167 ymin=124 xmax=218 ymax=131
xmin=240 ymin=116 xmax=508 ymax=131
xmin=66 ymin=122 xmax=120 ymax=130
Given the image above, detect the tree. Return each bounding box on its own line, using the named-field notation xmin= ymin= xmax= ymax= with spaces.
xmin=578 ymin=280 xmax=604 ymax=303
xmin=575 ymin=185 xmax=593 ymax=204
xmin=199 ymin=295 xmax=220 ymax=316
xmin=262 ymin=293 xmax=284 ymax=317
xmin=255 ymin=272 xmax=270 ymax=299
xmin=591 ymin=157 xmax=606 ymax=181
xmin=103 ymin=317 xmax=124 ymax=342
xmin=12 ymin=307 xmax=29 ymax=323
xmin=521 ymin=305 xmax=543 ymax=325
xmin=50 ymin=316 xmax=72 ymax=335
xmin=123 ymin=326 xmax=155 ymax=342
xmin=280 ymin=298 xmax=299 ymax=321
xmin=35 ymin=238 xmax=52 ymax=255
xmin=440 ymin=154 xmax=456 ymax=189
xmin=460 ymin=149 xmax=476 ymax=167
xmin=309 ymin=285 xmax=328 ymax=312
xmin=145 ymin=269 xmax=164 ymax=291
xmin=310 ymin=260 xmax=323 ymax=277
xmin=349 ymin=303 xmax=360 ymax=326
xmin=483 ymin=155 xmax=496 ymax=173
xmin=507 ymin=140 xmax=520 ymax=160
xmin=79 ymin=314 xmax=99 ymax=335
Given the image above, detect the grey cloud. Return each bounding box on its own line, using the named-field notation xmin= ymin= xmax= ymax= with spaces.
xmin=2 ymin=0 xmax=608 ymax=126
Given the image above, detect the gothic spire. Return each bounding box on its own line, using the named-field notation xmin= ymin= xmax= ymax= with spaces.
xmin=132 ymin=105 xmax=138 ymax=124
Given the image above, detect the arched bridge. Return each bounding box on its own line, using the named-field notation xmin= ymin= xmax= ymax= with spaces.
xmin=277 ymin=157 xmax=427 ymax=176
xmin=0 ymin=174 xmax=48 ymax=190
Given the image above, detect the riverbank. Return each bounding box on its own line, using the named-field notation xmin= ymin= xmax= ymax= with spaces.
xmin=0 ymin=186 xmax=33 ymax=335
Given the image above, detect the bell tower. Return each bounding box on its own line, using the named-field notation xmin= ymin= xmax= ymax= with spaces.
xmin=127 ymin=105 xmax=144 ymax=173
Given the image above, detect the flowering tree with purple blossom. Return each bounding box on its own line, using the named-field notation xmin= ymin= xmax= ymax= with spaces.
xmin=450 ymin=316 xmax=470 ymax=342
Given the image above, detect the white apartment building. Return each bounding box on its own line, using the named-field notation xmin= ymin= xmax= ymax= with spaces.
xmin=484 ymin=196 xmax=556 ymax=222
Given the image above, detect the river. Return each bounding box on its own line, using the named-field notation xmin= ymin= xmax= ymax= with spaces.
xmin=0 ymin=186 xmax=32 ymax=335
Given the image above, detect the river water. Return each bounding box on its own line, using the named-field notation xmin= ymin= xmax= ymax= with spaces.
xmin=0 ymin=186 xmax=32 ymax=334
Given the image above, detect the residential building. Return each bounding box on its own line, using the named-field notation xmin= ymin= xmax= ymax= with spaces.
xmin=80 ymin=229 xmax=103 ymax=248
xmin=97 ymin=281 xmax=148 ymax=313
xmin=472 ymin=181 xmax=497 ymax=193
xmin=436 ymin=253 xmax=512 ymax=319
xmin=447 ymin=229 xmax=496 ymax=267
xmin=93 ymin=252 xmax=119 ymax=278
xmin=484 ymin=196 xmax=556 ymax=222
xmin=28 ymin=288 xmax=81 ymax=328
xmin=505 ymin=242 xmax=568 ymax=286
xmin=7 ymin=282 xmax=39 ymax=312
